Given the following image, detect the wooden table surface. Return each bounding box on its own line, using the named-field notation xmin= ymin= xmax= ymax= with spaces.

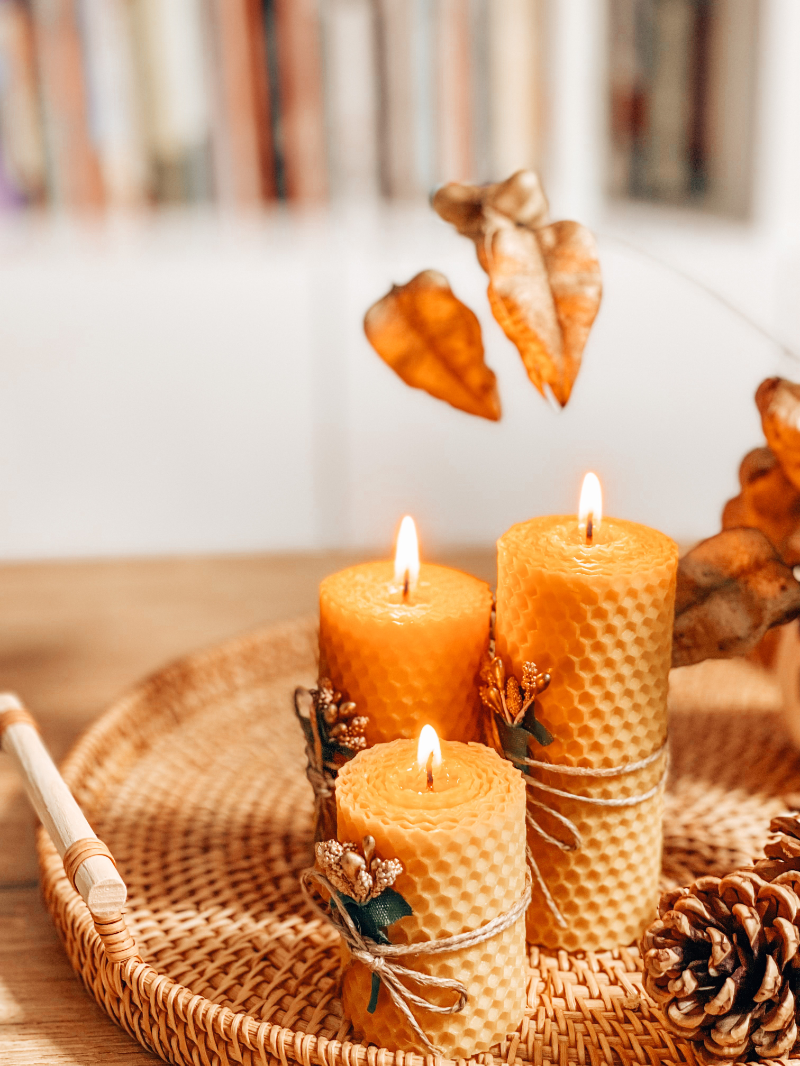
xmin=0 ymin=549 xmax=497 ymax=1065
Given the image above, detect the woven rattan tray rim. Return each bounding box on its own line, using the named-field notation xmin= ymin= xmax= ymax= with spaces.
xmin=36 ymin=616 xmax=739 ymax=1066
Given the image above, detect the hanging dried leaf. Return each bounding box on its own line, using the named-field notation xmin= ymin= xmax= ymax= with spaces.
xmin=756 ymin=377 xmax=800 ymax=491
xmin=432 ymin=170 xmax=602 ymax=407
xmin=722 ymin=446 xmax=800 ymax=566
xmin=363 ymin=269 xmax=501 ymax=421
xmin=673 ymin=527 xmax=800 ymax=668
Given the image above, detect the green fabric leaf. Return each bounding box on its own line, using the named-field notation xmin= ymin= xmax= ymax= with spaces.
xmin=364 ymin=887 xmax=413 ymax=929
xmin=498 ymin=711 xmax=554 ymax=770
xmin=367 ymin=973 xmax=381 ymax=1014
xmin=336 ymin=888 xmax=412 ymax=945
xmin=497 ymin=718 xmax=531 ymax=770
xmin=522 ymin=704 xmax=554 ymax=746
xmin=334 ymin=887 xmax=413 ymax=1014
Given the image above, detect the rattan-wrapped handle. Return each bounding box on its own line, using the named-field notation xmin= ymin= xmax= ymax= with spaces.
xmin=0 ymin=693 xmax=137 ymax=963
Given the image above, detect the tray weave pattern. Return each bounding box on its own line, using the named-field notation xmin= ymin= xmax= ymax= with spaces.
xmin=38 ymin=617 xmax=800 ymax=1066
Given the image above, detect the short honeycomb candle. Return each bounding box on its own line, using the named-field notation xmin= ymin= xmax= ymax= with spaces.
xmin=495 ymin=475 xmax=678 ymax=951
xmin=336 ymin=735 xmax=527 ymax=1057
xmin=319 ymin=519 xmax=492 ymax=745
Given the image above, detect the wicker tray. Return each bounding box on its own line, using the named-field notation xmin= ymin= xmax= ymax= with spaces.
xmin=37 ymin=616 xmax=800 ymax=1066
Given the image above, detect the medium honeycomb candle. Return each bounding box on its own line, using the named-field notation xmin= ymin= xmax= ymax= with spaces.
xmin=336 ymin=739 xmax=527 ymax=1057
xmin=319 ymin=562 xmax=492 ymax=745
xmin=495 ymin=511 xmax=678 ymax=951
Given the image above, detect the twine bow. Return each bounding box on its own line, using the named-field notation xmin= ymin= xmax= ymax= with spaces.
xmin=301 ymin=867 xmax=531 ymax=1054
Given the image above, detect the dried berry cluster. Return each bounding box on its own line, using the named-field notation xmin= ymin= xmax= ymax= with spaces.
xmin=478 ymin=656 xmax=550 ymax=728
xmin=315 ymin=836 xmax=402 ymax=905
xmin=642 ymin=813 xmax=800 ymax=1062
xmin=313 ymin=678 xmax=368 ymax=754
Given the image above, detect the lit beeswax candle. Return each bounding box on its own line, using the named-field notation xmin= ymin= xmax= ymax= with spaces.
xmin=336 ymin=728 xmax=527 ymax=1057
xmin=319 ymin=517 xmax=492 ymax=745
xmin=495 ymin=473 xmax=678 ymax=951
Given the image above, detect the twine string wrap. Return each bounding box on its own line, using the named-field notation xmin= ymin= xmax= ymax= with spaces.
xmin=516 ymin=740 xmax=669 ymax=929
xmin=0 ymin=700 xmax=40 ymax=739
xmin=301 ymin=867 xmax=532 ymax=1055
xmin=62 ymin=837 xmax=118 ymax=893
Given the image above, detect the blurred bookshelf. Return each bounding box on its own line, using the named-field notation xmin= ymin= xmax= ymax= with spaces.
xmin=0 ymin=0 xmax=796 ymax=237
xmin=0 ymin=0 xmax=546 ymax=212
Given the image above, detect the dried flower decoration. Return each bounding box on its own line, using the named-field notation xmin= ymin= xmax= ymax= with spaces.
xmin=723 ymin=447 xmax=800 ymax=569
xmin=315 ymin=837 xmax=403 ymax=905
xmin=314 ymin=678 xmax=369 ymax=753
xmin=314 ymin=835 xmax=412 ymax=1014
xmin=364 ymin=269 xmax=501 ymax=421
xmin=672 ymin=528 xmax=800 ymax=668
xmin=479 ymin=655 xmax=553 ymax=769
xmin=294 ymin=679 xmax=368 ymax=841
xmin=757 ymin=377 xmax=800 ymax=493
xmin=432 ymin=169 xmax=602 ymax=408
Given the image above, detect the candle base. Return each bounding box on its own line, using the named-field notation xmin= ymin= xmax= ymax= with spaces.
xmin=525 ymin=776 xmax=666 ymax=952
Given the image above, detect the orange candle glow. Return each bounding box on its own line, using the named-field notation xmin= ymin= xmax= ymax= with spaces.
xmin=494 ymin=474 xmax=678 ymax=951
xmin=319 ymin=518 xmax=492 ymax=746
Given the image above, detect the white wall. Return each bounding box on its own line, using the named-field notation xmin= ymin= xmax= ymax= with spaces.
xmin=2 ymin=0 xmax=800 ymax=562
xmin=0 ymin=203 xmax=795 ymax=561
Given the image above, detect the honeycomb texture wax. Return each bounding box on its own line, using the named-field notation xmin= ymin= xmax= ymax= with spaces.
xmin=495 ymin=515 xmax=678 ymax=952
xmin=319 ymin=562 xmax=492 ymax=745
xmin=336 ymin=740 xmax=527 ymax=1057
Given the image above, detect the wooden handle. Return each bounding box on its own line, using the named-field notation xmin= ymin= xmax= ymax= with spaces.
xmin=0 ymin=693 xmax=127 ymax=917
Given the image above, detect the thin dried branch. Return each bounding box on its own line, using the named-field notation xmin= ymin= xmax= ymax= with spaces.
xmin=673 ymin=528 xmax=800 ymax=668
xmin=757 ymin=377 xmax=800 ymax=491
xmin=363 ymin=269 xmax=501 ymax=421
xmin=432 ymin=170 xmax=602 ymax=407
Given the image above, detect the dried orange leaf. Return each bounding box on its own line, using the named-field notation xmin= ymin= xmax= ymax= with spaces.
xmin=757 ymin=378 xmax=800 ymax=491
xmin=673 ymin=527 xmax=800 ymax=668
xmin=432 ymin=169 xmax=602 ymax=407
xmin=363 ymin=269 xmax=500 ymax=421
xmin=722 ymin=447 xmax=800 ymax=566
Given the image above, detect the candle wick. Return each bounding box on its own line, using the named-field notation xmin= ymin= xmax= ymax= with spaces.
xmin=586 ymin=514 xmax=593 ymax=544
xmin=426 ymin=752 xmax=434 ymax=791
xmin=403 ymin=569 xmax=410 ymax=600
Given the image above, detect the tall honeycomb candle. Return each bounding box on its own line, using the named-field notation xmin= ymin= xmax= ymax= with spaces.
xmin=319 ymin=518 xmax=492 ymax=744
xmin=494 ymin=474 xmax=678 ymax=951
xmin=335 ymin=733 xmax=527 ymax=1056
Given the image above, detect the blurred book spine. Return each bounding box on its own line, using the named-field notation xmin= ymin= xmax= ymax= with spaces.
xmin=206 ymin=0 xmax=275 ymax=208
xmin=0 ymin=0 xmax=46 ymax=207
xmin=435 ymin=0 xmax=473 ymax=183
xmin=644 ymin=0 xmax=697 ymax=201
xmin=130 ymin=0 xmax=213 ymax=204
xmin=487 ymin=0 xmax=544 ymax=179
xmin=321 ymin=0 xmax=379 ymax=201
xmin=31 ymin=0 xmax=104 ymax=208
xmin=79 ymin=0 xmax=149 ymax=209
xmin=271 ymin=0 xmax=327 ymax=203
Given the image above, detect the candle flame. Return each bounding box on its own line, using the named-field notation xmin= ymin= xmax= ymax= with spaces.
xmin=578 ymin=472 xmax=602 ymax=542
xmin=394 ymin=515 xmax=420 ymax=592
xmin=416 ymin=724 xmax=442 ymax=770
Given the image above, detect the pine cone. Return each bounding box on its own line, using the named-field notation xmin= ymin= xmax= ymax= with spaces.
xmin=753 ymin=815 xmax=800 ymax=883
xmin=641 ymin=868 xmax=800 ymax=1062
